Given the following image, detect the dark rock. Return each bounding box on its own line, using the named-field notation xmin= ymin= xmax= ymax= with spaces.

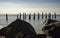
xmin=43 ymin=19 xmax=57 ymax=25
xmin=48 ymin=26 xmax=60 ymax=38
xmin=42 ymin=19 xmax=60 ymax=38
xmin=37 ymin=34 xmax=46 ymax=38
xmin=0 ymin=19 xmax=38 ymax=38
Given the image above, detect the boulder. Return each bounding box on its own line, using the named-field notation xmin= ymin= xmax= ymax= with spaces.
xmin=42 ymin=19 xmax=60 ymax=38
xmin=43 ymin=19 xmax=57 ymax=25
xmin=0 ymin=19 xmax=37 ymax=38
xmin=37 ymin=34 xmax=46 ymax=38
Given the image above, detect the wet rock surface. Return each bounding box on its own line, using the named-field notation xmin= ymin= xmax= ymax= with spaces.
xmin=1 ymin=19 xmax=59 ymax=38
xmin=0 ymin=19 xmax=38 ymax=38
xmin=42 ymin=19 xmax=60 ymax=38
xmin=43 ymin=19 xmax=57 ymax=25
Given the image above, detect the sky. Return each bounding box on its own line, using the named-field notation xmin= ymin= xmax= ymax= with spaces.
xmin=0 ymin=0 xmax=60 ymax=14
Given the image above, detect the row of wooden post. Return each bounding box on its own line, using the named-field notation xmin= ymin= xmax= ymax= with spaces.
xmin=6 ymin=13 xmax=56 ymax=22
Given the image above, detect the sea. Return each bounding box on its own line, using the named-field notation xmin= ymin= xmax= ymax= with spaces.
xmin=0 ymin=14 xmax=60 ymax=34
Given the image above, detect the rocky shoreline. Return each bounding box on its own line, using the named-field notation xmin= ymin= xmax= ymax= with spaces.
xmin=0 ymin=19 xmax=60 ymax=38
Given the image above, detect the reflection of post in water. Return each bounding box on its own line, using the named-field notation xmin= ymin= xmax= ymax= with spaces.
xmin=45 ymin=13 xmax=47 ymax=19
xmin=20 ymin=13 xmax=21 ymax=19
xmin=29 ymin=13 xmax=31 ymax=20
xmin=42 ymin=12 xmax=44 ymax=19
xmin=17 ymin=14 xmax=18 ymax=19
xmin=38 ymin=13 xmax=40 ymax=20
xmin=6 ymin=14 xmax=8 ymax=22
xmin=48 ymin=13 xmax=51 ymax=19
xmin=54 ymin=13 xmax=56 ymax=19
xmin=33 ymin=13 xmax=35 ymax=20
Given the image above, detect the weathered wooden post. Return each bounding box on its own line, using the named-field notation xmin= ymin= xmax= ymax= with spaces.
xmin=17 ymin=14 xmax=18 ymax=19
xmin=42 ymin=12 xmax=44 ymax=19
xmin=33 ymin=13 xmax=35 ymax=20
xmin=45 ymin=13 xmax=47 ymax=19
xmin=48 ymin=13 xmax=51 ymax=19
xmin=54 ymin=13 xmax=56 ymax=19
xmin=6 ymin=14 xmax=8 ymax=22
xmin=29 ymin=13 xmax=31 ymax=20
xmin=20 ymin=13 xmax=21 ymax=19
xmin=38 ymin=13 xmax=40 ymax=20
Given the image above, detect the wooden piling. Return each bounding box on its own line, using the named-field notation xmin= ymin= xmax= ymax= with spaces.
xmin=45 ymin=13 xmax=47 ymax=19
xmin=33 ymin=13 xmax=35 ymax=20
xmin=54 ymin=13 xmax=56 ymax=19
xmin=38 ymin=13 xmax=40 ymax=20
xmin=6 ymin=14 xmax=8 ymax=22
xmin=29 ymin=13 xmax=31 ymax=20
xmin=48 ymin=13 xmax=51 ymax=19
xmin=42 ymin=12 xmax=44 ymax=19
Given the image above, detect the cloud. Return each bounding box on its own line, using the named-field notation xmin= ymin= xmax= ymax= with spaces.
xmin=0 ymin=0 xmax=60 ymax=8
xmin=0 ymin=0 xmax=60 ymax=3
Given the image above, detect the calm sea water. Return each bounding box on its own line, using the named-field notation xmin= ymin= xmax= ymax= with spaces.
xmin=0 ymin=14 xmax=60 ymax=34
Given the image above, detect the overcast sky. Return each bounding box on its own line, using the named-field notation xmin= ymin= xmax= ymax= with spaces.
xmin=0 ymin=0 xmax=60 ymax=14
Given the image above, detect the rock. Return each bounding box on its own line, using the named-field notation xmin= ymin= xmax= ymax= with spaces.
xmin=42 ymin=19 xmax=60 ymax=38
xmin=37 ymin=34 xmax=46 ymax=38
xmin=0 ymin=19 xmax=37 ymax=38
xmin=43 ymin=19 xmax=57 ymax=25
xmin=0 ymin=36 xmax=5 ymax=38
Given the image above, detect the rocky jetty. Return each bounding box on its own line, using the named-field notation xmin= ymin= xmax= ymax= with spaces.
xmin=42 ymin=19 xmax=60 ymax=38
xmin=0 ymin=19 xmax=38 ymax=38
